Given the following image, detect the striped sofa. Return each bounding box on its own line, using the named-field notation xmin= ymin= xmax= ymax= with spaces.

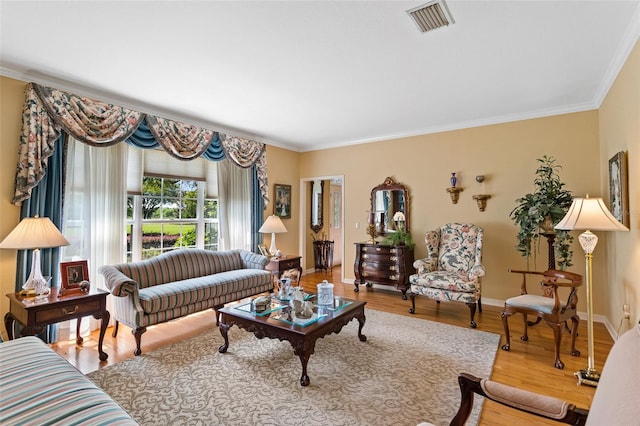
xmin=99 ymin=248 xmax=272 ymax=356
xmin=0 ymin=336 xmax=138 ymax=425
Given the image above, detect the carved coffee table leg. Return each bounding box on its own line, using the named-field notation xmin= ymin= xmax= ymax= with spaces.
xmin=299 ymin=352 xmax=312 ymax=386
xmin=356 ymin=311 xmax=367 ymax=342
xmin=218 ymin=322 xmax=230 ymax=353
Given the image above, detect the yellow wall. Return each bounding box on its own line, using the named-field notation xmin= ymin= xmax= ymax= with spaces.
xmin=263 ymin=145 xmax=300 ymax=257
xmin=0 ymin=77 xmax=24 ymax=340
xmin=2 ymin=41 xmax=639 ymax=339
xmin=599 ymin=39 xmax=640 ymax=331
xmin=297 ymin=111 xmax=604 ymax=313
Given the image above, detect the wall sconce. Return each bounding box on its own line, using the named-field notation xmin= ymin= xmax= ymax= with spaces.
xmin=472 ymin=175 xmax=491 ymax=212
xmin=446 ymin=187 xmax=464 ymax=204
xmin=446 ymin=172 xmax=463 ymax=204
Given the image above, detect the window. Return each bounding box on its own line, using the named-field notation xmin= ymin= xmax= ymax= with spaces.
xmin=126 ymin=176 xmax=218 ymax=261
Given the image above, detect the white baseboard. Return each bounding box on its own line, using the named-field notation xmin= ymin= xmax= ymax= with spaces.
xmin=322 ymin=280 xmax=619 ymax=340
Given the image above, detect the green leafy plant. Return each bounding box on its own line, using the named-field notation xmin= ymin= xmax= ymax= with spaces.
xmin=382 ymin=230 xmax=415 ymax=249
xmin=509 ymin=155 xmax=574 ymax=270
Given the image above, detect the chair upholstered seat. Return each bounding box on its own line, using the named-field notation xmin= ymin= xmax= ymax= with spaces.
xmin=505 ymin=294 xmax=567 ymax=314
xmin=409 ymin=223 xmax=485 ymax=328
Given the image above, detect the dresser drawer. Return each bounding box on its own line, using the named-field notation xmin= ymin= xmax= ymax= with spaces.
xmin=360 ymin=245 xmax=403 ymax=256
xmin=360 ymin=252 xmax=400 ymax=264
xmin=35 ymin=299 xmax=102 ymax=323
xmin=359 ymin=268 xmax=402 ymax=282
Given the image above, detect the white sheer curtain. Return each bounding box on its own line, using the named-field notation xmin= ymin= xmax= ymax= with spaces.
xmin=217 ymin=159 xmax=252 ymax=250
xmin=61 ymin=137 xmax=127 ymax=337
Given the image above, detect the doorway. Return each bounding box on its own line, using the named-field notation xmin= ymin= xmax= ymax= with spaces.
xmin=299 ymin=175 xmax=345 ymax=284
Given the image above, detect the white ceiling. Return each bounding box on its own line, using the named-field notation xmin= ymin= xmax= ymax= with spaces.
xmin=1 ymin=1 xmax=639 ymax=152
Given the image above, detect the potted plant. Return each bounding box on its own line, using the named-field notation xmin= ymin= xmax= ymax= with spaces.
xmin=382 ymin=229 xmax=415 ymax=249
xmin=509 ymin=155 xmax=574 ymax=270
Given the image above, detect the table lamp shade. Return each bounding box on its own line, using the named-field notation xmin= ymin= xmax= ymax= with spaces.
xmin=0 ymin=216 xmax=70 ymax=249
xmin=259 ymin=215 xmax=287 ymax=254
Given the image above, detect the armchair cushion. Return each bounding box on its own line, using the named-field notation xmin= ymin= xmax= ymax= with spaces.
xmin=410 ymin=271 xmax=479 ymax=292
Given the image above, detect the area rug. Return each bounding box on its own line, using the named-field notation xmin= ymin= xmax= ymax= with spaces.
xmin=87 ymin=309 xmax=500 ymax=426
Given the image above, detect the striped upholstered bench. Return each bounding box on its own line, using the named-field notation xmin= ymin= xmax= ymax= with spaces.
xmin=0 ymin=336 xmax=137 ymax=425
xmin=99 ymin=248 xmax=272 ymax=356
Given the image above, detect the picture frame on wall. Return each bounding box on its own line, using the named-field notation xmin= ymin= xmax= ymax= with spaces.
xmin=274 ymin=184 xmax=292 ymax=219
xmin=60 ymin=260 xmax=89 ymax=292
xmin=608 ymin=151 xmax=629 ymax=228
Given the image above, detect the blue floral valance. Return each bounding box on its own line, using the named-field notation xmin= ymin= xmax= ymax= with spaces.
xmin=12 ymin=83 xmax=269 ymax=206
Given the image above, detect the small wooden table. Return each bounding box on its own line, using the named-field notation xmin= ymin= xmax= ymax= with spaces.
xmin=218 ymin=295 xmax=366 ymax=386
xmin=5 ymin=289 xmax=110 ymax=361
xmin=265 ymin=255 xmax=302 ymax=282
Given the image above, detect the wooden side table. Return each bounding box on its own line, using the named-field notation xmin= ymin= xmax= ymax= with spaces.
xmin=5 ymin=289 xmax=110 ymax=361
xmin=265 ymin=255 xmax=302 ymax=284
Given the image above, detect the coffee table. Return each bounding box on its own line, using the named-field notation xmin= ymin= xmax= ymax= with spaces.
xmin=218 ymin=294 xmax=366 ymax=386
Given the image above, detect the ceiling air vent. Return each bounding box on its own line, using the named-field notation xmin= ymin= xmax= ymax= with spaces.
xmin=407 ymin=0 xmax=454 ymax=33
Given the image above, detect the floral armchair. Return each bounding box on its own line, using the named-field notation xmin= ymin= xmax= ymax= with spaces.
xmin=408 ymin=223 xmax=485 ymax=328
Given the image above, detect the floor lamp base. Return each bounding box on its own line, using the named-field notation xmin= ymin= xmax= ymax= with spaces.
xmin=575 ymin=368 xmax=600 ymax=387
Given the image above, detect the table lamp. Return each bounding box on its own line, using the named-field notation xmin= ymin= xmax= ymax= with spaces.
xmin=0 ymin=216 xmax=70 ymax=294
xmin=555 ymin=195 xmax=628 ymax=386
xmin=259 ymin=215 xmax=287 ymax=255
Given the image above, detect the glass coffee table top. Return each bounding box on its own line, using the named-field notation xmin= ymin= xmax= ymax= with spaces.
xmin=232 ymin=294 xmax=353 ymax=327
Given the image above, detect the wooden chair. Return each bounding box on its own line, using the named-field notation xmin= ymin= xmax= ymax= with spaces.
xmin=501 ymin=269 xmax=582 ymax=369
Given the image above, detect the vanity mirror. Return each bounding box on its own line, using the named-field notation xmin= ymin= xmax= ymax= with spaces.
xmin=370 ymin=177 xmax=410 ymax=235
xmin=310 ymin=180 xmax=324 ymax=233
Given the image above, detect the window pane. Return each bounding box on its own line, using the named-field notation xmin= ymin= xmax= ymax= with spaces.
xmin=127 ymin=195 xmax=134 ymax=220
xmin=176 ymin=223 xmax=197 ymax=248
xmin=182 ymin=198 xmax=197 ymax=219
xmin=204 ymin=199 xmax=217 ymax=219
xmin=204 ymin=222 xmax=219 ymax=251
xmin=142 ymin=177 xmax=162 ymax=196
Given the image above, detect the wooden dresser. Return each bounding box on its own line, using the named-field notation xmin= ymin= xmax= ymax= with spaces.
xmin=353 ymin=242 xmax=414 ymax=299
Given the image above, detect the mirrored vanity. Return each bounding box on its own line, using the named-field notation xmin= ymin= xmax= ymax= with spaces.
xmin=353 ymin=177 xmax=415 ymax=299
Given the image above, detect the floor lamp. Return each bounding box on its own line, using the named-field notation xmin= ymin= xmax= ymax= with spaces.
xmin=555 ymin=195 xmax=628 ymax=386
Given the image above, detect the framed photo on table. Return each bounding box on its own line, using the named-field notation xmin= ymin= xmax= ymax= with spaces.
xmin=60 ymin=260 xmax=89 ymax=292
xmin=608 ymin=151 xmax=629 ymax=228
xmin=258 ymin=244 xmax=271 ymax=257
xmin=274 ymin=183 xmax=291 ymax=219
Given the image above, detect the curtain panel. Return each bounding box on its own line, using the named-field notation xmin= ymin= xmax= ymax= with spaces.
xmin=12 ymin=83 xmax=270 ymax=207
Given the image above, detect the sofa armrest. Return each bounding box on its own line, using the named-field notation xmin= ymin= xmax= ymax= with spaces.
xmin=98 ymin=265 xmax=140 ymax=297
xmin=413 ymin=258 xmax=437 ymax=274
xmin=240 ymin=250 xmax=269 ymax=269
xmin=450 ymin=373 xmax=589 ymax=426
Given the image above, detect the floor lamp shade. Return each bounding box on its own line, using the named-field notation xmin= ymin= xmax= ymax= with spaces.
xmin=259 ymin=215 xmax=287 ymax=254
xmin=555 ymin=196 xmax=628 ymax=386
xmin=0 ymin=216 xmax=70 ymax=292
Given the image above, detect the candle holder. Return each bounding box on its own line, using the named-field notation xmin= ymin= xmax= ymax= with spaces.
xmin=367 ymin=223 xmax=377 ymax=244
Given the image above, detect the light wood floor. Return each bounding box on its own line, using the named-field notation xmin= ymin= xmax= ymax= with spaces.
xmin=51 ymin=268 xmax=614 ymax=425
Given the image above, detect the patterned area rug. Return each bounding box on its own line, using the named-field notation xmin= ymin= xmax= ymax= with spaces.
xmin=87 ymin=309 xmax=499 ymax=426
